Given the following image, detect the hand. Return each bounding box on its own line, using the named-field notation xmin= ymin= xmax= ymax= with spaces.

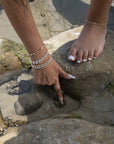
xmin=33 ymin=57 xmax=75 ymax=104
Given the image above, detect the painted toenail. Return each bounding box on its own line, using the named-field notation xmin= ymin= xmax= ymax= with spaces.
xmin=82 ymin=59 xmax=87 ymax=62
xmin=68 ymin=55 xmax=75 ymax=60
xmin=88 ymin=58 xmax=92 ymax=61
xmin=77 ymin=60 xmax=81 ymax=63
xmin=93 ymin=57 xmax=96 ymax=59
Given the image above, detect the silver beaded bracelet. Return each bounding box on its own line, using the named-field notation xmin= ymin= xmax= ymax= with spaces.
xmin=31 ymin=56 xmax=52 ymax=69
xmin=30 ymin=51 xmax=49 ymax=64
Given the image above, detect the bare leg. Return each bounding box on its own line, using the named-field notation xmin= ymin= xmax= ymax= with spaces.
xmin=68 ymin=0 xmax=112 ymax=63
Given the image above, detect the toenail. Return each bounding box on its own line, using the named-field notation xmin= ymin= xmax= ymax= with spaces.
xmin=68 ymin=55 xmax=75 ymax=60
xmin=77 ymin=60 xmax=81 ymax=63
xmin=82 ymin=59 xmax=87 ymax=62
xmin=88 ymin=58 xmax=91 ymax=60
xmin=93 ymin=57 xmax=96 ymax=59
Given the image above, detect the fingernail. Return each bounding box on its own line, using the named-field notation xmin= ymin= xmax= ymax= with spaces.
xmin=88 ymin=58 xmax=92 ymax=61
xmin=93 ymin=57 xmax=96 ymax=59
xmin=68 ymin=74 xmax=76 ymax=79
xmin=82 ymin=59 xmax=87 ymax=62
xmin=77 ymin=60 xmax=81 ymax=63
xmin=59 ymin=97 xmax=63 ymax=105
xmin=68 ymin=55 xmax=75 ymax=60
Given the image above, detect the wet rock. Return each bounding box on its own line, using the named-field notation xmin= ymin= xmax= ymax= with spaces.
xmin=0 ymin=117 xmax=114 ymax=144
xmin=0 ymin=72 xmax=79 ymax=124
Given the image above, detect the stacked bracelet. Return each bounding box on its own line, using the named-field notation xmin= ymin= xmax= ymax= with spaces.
xmin=30 ymin=51 xmax=49 ymax=64
xmin=31 ymin=56 xmax=52 ymax=69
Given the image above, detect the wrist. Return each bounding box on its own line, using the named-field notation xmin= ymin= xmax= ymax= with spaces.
xmin=30 ymin=47 xmax=47 ymax=61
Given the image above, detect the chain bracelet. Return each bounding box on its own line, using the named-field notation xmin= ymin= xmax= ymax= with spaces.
xmin=86 ymin=19 xmax=107 ymax=26
xmin=29 ymin=45 xmax=45 ymax=56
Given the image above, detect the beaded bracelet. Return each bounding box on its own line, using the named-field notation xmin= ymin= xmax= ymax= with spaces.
xmin=31 ymin=56 xmax=52 ymax=69
xmin=30 ymin=51 xmax=49 ymax=64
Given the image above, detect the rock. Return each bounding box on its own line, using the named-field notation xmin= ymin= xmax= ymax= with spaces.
xmin=0 ymin=72 xmax=79 ymax=125
xmin=0 ymin=117 xmax=114 ymax=144
xmin=30 ymin=0 xmax=89 ymax=40
xmin=0 ymin=27 xmax=113 ymax=127
xmin=14 ymin=83 xmax=43 ymax=115
xmin=0 ymin=68 xmax=24 ymax=86
xmin=0 ymin=52 xmax=21 ymax=75
xmin=46 ymin=28 xmax=114 ymax=125
xmin=51 ymin=30 xmax=114 ymax=98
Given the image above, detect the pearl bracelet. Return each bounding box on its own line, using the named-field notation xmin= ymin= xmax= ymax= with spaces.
xmin=30 ymin=51 xmax=49 ymax=64
xmin=31 ymin=56 xmax=52 ymax=69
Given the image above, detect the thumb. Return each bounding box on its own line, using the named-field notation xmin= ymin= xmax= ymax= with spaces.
xmin=59 ymin=68 xmax=76 ymax=79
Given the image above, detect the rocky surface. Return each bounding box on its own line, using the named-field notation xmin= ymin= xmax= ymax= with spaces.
xmin=0 ymin=117 xmax=114 ymax=144
xmin=0 ymin=27 xmax=114 ymax=143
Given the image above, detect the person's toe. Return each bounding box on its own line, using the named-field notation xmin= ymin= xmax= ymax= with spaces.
xmin=76 ymin=50 xmax=83 ymax=63
xmin=82 ymin=51 xmax=88 ymax=62
xmin=68 ymin=46 xmax=77 ymax=61
xmin=88 ymin=50 xmax=94 ymax=61
xmin=93 ymin=49 xmax=99 ymax=59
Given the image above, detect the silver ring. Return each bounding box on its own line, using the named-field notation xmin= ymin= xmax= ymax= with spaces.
xmin=59 ymin=97 xmax=63 ymax=101
xmin=54 ymin=85 xmax=60 ymax=89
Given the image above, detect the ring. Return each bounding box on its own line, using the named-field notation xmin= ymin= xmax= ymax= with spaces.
xmin=54 ymin=85 xmax=60 ymax=89
xmin=59 ymin=97 xmax=63 ymax=101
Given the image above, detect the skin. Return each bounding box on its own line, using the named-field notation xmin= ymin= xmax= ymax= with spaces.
xmin=1 ymin=0 xmax=75 ymax=104
xmin=68 ymin=0 xmax=112 ymax=63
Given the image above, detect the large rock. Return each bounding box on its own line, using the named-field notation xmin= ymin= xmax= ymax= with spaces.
xmin=50 ymin=30 xmax=114 ymax=98
xmin=0 ymin=27 xmax=113 ymax=128
xmin=0 ymin=117 xmax=114 ymax=144
xmin=46 ymin=27 xmax=114 ymax=125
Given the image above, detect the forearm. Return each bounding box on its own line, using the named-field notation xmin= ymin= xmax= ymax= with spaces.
xmin=1 ymin=0 xmax=45 ymax=56
xmin=87 ymin=0 xmax=112 ymax=24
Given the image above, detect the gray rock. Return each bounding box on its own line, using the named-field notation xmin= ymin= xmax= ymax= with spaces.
xmin=52 ymin=30 xmax=114 ymax=98
xmin=51 ymin=30 xmax=114 ymax=125
xmin=0 ymin=117 xmax=114 ymax=144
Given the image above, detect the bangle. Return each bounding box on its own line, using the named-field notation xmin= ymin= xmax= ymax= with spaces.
xmin=29 ymin=45 xmax=45 ymax=56
xmin=85 ymin=19 xmax=107 ymax=26
xmin=31 ymin=56 xmax=52 ymax=69
xmin=30 ymin=51 xmax=49 ymax=64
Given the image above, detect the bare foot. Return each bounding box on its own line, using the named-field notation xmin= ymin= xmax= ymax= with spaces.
xmin=68 ymin=22 xmax=107 ymax=63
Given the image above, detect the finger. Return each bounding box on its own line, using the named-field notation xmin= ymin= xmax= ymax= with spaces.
xmin=53 ymin=80 xmax=64 ymax=105
xmin=59 ymin=68 xmax=76 ymax=79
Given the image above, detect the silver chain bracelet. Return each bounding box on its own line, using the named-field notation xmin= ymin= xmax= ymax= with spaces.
xmin=31 ymin=56 xmax=52 ymax=69
xmin=30 ymin=51 xmax=49 ymax=64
